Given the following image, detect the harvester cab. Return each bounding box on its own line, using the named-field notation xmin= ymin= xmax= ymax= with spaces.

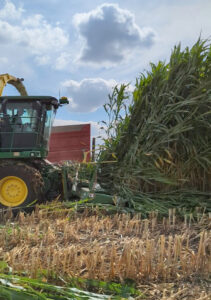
xmin=0 ymin=96 xmax=59 ymax=158
xmin=0 ymin=74 xmax=71 ymax=211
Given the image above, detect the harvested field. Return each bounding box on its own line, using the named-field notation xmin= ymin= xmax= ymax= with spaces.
xmin=0 ymin=207 xmax=210 ymax=299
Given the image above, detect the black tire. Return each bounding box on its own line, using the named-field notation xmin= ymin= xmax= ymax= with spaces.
xmin=0 ymin=160 xmax=44 ymax=211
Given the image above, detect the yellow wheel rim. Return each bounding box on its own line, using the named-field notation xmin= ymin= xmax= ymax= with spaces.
xmin=0 ymin=176 xmax=28 ymax=207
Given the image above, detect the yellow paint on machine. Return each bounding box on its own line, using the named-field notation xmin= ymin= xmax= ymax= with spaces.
xmin=0 ymin=73 xmax=28 ymax=96
xmin=0 ymin=176 xmax=28 ymax=207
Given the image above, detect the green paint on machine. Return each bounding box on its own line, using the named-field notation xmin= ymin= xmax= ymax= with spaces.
xmin=0 ymin=93 xmax=71 ymax=210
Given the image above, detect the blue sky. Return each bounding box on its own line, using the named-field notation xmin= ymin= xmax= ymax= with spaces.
xmin=0 ymin=0 xmax=211 ymax=137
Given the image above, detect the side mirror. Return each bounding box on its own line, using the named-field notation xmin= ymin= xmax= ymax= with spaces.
xmin=59 ymin=96 xmax=69 ymax=105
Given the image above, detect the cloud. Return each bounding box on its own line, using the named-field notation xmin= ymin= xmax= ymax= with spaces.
xmin=55 ymin=52 xmax=72 ymax=70
xmin=73 ymin=3 xmax=156 ymax=65
xmin=0 ymin=0 xmax=24 ymax=20
xmin=62 ymin=78 xmax=117 ymax=112
xmin=0 ymin=1 xmax=69 ymax=70
xmin=0 ymin=56 xmax=8 ymax=64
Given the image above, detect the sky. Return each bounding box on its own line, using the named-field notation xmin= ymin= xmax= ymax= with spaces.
xmin=0 ymin=0 xmax=211 ymax=138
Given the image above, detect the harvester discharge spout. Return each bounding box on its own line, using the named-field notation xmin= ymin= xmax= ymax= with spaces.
xmin=0 ymin=73 xmax=28 ymax=96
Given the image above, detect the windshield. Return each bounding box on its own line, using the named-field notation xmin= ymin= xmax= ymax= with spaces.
xmin=1 ymin=101 xmax=41 ymax=132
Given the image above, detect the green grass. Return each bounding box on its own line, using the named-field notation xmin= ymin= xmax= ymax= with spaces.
xmin=0 ymin=272 xmax=143 ymax=300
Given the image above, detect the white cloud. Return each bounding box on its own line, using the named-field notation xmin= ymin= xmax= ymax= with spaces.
xmin=0 ymin=18 xmax=68 ymax=55
xmin=0 ymin=56 xmax=8 ymax=64
xmin=22 ymin=14 xmax=44 ymax=27
xmin=0 ymin=0 xmax=24 ymax=20
xmin=55 ymin=52 xmax=72 ymax=70
xmin=35 ymin=55 xmax=51 ymax=66
xmin=62 ymin=78 xmax=117 ymax=112
xmin=73 ymin=3 xmax=156 ymax=65
xmin=0 ymin=1 xmax=69 ymax=69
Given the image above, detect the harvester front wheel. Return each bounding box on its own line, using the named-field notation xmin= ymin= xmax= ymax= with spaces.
xmin=0 ymin=161 xmax=43 ymax=211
